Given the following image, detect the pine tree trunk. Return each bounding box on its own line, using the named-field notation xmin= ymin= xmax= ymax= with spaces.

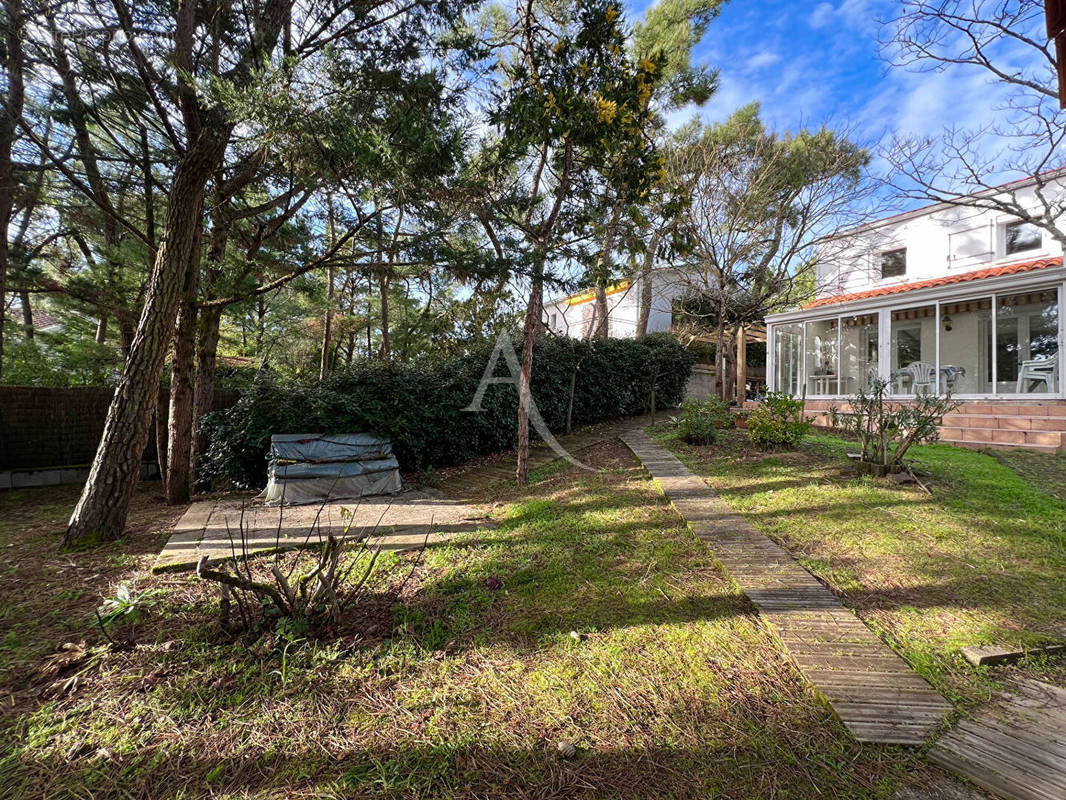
xmin=65 ymin=133 xmax=225 ymax=547
xmin=378 ymin=272 xmax=390 ymax=360
xmin=155 ymin=383 xmax=169 ymax=482
xmin=516 ymin=254 xmax=544 ymax=484
xmin=255 ymin=297 xmax=266 ymax=361
xmin=593 ymin=285 xmax=608 ymax=339
xmin=191 ymin=304 xmax=222 ymax=490
xmin=191 ymin=198 xmax=228 ymax=489
xmin=635 ymin=230 xmax=660 ymax=339
xmin=320 ymin=260 xmax=334 ymax=379
xmin=95 ymin=314 xmax=107 ymax=344
xmin=19 ymin=291 xmax=32 ymax=339
xmin=165 ymin=243 xmax=201 ymax=505
xmin=0 ymin=0 xmax=25 ymax=383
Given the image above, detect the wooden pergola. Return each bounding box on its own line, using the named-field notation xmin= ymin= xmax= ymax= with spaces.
xmin=684 ymin=324 xmax=767 ymax=404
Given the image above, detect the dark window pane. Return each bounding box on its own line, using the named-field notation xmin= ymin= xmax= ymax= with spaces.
xmin=881 ymin=248 xmax=906 ymax=278
xmin=1006 ymin=221 xmax=1041 ymax=255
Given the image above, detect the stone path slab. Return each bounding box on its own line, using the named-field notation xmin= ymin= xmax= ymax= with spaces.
xmin=154 ymin=488 xmax=484 ymax=573
xmin=930 ymin=679 xmax=1066 ymax=800
xmin=620 ymin=428 xmax=951 ymax=745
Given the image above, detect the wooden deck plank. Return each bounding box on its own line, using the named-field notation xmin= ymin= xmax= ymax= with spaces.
xmin=620 ymin=429 xmax=950 ymax=747
xmin=929 ymin=747 xmax=1056 ymax=800
xmin=931 ymin=680 xmax=1066 ymax=800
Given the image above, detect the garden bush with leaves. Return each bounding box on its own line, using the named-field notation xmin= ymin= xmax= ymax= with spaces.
xmin=747 ymin=391 xmax=811 ymax=449
xmin=674 ymin=398 xmax=728 ymax=445
xmin=202 ymin=333 xmax=694 ymax=487
xmin=828 ymin=378 xmax=959 ymax=474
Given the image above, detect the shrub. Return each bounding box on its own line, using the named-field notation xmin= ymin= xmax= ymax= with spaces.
xmin=195 ymin=502 xmax=387 ymax=634
xmin=828 ymin=378 xmax=959 ymax=474
xmin=674 ymin=397 xmax=731 ymax=445
xmin=748 ymin=391 xmax=811 ymax=449
xmin=202 ymin=332 xmax=694 ymax=487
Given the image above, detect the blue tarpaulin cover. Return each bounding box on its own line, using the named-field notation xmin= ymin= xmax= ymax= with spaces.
xmin=262 ymin=433 xmax=402 ymax=504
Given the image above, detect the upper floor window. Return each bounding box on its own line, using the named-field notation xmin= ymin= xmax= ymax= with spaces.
xmin=1005 ymin=221 xmax=1042 ymax=255
xmin=880 ymin=247 xmax=906 ymax=279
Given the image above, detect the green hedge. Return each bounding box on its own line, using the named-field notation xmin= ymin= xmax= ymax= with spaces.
xmin=202 ymin=332 xmax=693 ymax=487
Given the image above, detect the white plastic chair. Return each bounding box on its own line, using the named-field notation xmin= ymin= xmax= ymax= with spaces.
xmin=1015 ymin=357 xmax=1058 ymax=393
xmin=900 ymin=361 xmax=936 ymax=394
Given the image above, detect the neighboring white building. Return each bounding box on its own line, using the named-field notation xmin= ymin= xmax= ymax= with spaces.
xmin=764 ymin=173 xmax=1066 ymax=450
xmin=543 ymin=270 xmax=686 ymax=339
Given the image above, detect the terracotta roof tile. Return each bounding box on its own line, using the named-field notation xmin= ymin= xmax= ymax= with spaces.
xmin=804 ymin=256 xmax=1063 ymax=309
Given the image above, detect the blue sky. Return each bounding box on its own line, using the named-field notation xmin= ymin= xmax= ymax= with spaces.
xmin=628 ymin=0 xmax=1016 ymax=154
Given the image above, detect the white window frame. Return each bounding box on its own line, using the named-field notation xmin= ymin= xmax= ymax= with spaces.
xmin=877 ymin=245 xmax=908 ymax=282
xmin=802 ymin=316 xmax=842 ymax=397
xmin=1001 ymin=219 xmax=1045 ymax=259
xmin=947 ymin=222 xmax=994 ymax=270
xmin=990 ymin=284 xmax=1063 ymax=398
xmin=766 ymin=281 xmax=1064 ymax=400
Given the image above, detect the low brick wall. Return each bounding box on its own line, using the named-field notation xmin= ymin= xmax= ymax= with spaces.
xmin=0 ymin=386 xmax=239 ymax=471
xmin=796 ymin=398 xmax=1066 ymax=452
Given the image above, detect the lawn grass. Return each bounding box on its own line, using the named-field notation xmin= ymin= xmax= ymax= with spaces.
xmin=0 ymin=443 xmax=948 ymax=799
xmin=653 ymin=425 xmax=1066 ymax=708
xmin=991 ymin=448 xmax=1066 ymax=504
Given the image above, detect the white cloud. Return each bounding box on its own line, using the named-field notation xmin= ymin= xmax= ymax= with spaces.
xmin=807 ymin=0 xmax=877 ymax=34
xmin=808 ymin=2 xmax=835 ymax=29
xmin=746 ymin=50 xmax=781 ymax=71
xmin=857 ymin=60 xmax=1011 ymax=143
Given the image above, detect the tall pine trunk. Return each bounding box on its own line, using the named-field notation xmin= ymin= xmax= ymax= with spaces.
xmin=590 ymin=203 xmax=621 ymax=341
xmin=155 ymin=383 xmax=169 ymax=482
xmin=0 ymin=0 xmax=25 ymax=382
xmin=19 ymin=291 xmax=32 ymax=338
xmin=378 ymin=272 xmax=390 ymax=359
xmin=320 ymin=260 xmax=334 ymax=378
xmin=191 ymin=198 xmax=228 ymax=489
xmin=165 ymin=241 xmax=201 ymax=505
xmin=191 ymin=304 xmax=222 ymax=489
xmin=516 ymin=253 xmax=544 ymax=484
xmin=65 ymin=133 xmax=225 ymax=547
xmin=635 ymin=230 xmax=660 ymax=339
xmin=592 ymin=285 xmax=608 ymax=339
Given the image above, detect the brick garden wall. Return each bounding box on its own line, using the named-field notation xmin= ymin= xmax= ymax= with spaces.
xmin=0 ymin=386 xmax=239 ymax=471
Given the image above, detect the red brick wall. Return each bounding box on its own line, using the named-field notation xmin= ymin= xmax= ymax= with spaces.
xmin=0 ymin=387 xmax=239 ymax=470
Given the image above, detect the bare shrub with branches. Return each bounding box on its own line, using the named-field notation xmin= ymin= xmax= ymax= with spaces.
xmin=829 ymin=378 xmax=960 ymax=476
xmin=195 ymin=501 xmax=424 ymax=634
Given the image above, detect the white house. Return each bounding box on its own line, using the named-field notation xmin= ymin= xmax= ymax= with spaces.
xmin=542 ymin=271 xmax=685 ymax=339
xmin=543 ymin=270 xmax=771 ymax=400
xmin=764 ymin=173 xmax=1066 ymax=451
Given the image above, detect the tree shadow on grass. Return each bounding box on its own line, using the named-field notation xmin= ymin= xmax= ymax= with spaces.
xmin=0 ymin=697 xmax=945 ymax=800
xmin=391 ymin=511 xmax=757 ymax=654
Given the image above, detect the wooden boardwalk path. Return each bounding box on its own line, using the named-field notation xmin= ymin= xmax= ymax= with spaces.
xmin=620 ymin=429 xmax=951 ymax=745
xmin=930 ymin=679 xmax=1066 ymax=800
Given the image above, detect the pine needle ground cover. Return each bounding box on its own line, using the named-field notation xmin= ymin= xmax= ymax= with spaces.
xmin=0 ymin=443 xmax=946 ymax=799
